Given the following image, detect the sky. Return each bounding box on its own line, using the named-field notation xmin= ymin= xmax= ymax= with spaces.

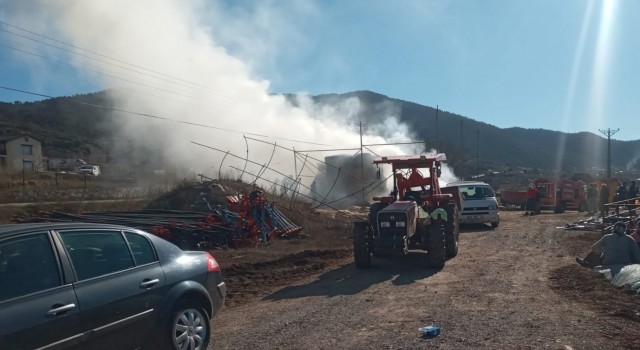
xmin=0 ymin=0 xmax=639 ymax=145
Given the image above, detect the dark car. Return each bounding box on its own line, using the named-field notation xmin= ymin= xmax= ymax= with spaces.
xmin=0 ymin=223 xmax=226 ymax=350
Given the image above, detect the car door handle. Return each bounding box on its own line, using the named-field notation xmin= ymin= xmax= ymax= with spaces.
xmin=46 ymin=303 xmax=76 ymax=316
xmin=139 ymin=278 xmax=160 ymax=289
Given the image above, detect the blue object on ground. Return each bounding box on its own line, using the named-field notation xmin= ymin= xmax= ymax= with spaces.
xmin=418 ymin=326 xmax=441 ymax=338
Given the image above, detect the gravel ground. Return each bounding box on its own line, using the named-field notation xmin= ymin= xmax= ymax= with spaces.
xmin=209 ymin=210 xmax=640 ymax=350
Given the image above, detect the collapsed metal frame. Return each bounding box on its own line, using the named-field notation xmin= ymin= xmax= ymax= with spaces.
xmin=191 ymin=124 xmax=429 ymax=210
xmin=602 ymin=197 xmax=640 ymax=233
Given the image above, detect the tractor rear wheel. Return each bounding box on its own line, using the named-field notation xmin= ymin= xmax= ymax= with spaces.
xmin=444 ymin=203 xmax=459 ymax=259
xmin=427 ymin=224 xmax=446 ymax=268
xmin=353 ymin=224 xmax=371 ymax=269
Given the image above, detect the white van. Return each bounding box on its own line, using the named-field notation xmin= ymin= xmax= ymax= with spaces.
xmin=74 ymin=165 xmax=101 ymax=176
xmin=442 ymin=181 xmax=500 ymax=228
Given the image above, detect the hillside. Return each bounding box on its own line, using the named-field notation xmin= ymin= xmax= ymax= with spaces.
xmin=2 ymin=90 xmax=639 ymax=179
xmin=0 ymin=91 xmax=117 ymax=157
xmin=308 ymin=91 xmax=640 ymax=177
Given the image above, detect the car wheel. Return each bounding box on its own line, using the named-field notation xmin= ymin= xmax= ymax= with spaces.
xmin=165 ymin=300 xmax=211 ymax=350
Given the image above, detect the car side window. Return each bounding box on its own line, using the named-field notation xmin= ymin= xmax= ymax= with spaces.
xmin=124 ymin=232 xmax=157 ymax=265
xmin=60 ymin=230 xmax=135 ymax=281
xmin=0 ymin=233 xmax=61 ymax=302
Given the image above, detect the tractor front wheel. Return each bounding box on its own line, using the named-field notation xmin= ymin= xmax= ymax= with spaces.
xmin=444 ymin=203 xmax=459 ymax=259
xmin=427 ymin=224 xmax=446 ymax=268
xmin=353 ymin=224 xmax=372 ymax=269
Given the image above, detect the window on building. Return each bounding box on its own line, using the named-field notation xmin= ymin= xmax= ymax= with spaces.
xmin=0 ymin=157 xmax=5 ymax=169
xmin=0 ymin=143 xmax=6 ymax=155
xmin=21 ymin=144 xmax=33 ymax=155
xmin=22 ymin=161 xmax=34 ymax=171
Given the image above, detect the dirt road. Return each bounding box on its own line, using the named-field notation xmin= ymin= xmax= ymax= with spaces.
xmin=210 ymin=211 xmax=640 ymax=349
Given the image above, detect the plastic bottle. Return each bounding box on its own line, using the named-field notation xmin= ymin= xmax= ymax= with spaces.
xmin=418 ymin=326 xmax=441 ymax=337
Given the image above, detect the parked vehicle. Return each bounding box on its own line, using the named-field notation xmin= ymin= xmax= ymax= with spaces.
xmin=74 ymin=164 xmax=101 ymax=176
xmin=497 ymin=189 xmax=528 ymax=209
xmin=352 ymin=153 xmax=460 ymax=269
xmin=497 ymin=177 xmax=589 ymax=214
xmin=443 ymin=181 xmax=500 ymax=228
xmin=0 ymin=223 xmax=226 ymax=350
xmin=534 ymin=178 xmax=585 ymax=213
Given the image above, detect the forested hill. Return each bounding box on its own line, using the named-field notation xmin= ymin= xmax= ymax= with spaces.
xmin=308 ymin=91 xmax=640 ymax=176
xmin=0 ymin=91 xmax=116 ymax=157
xmin=1 ymin=90 xmax=639 ymax=175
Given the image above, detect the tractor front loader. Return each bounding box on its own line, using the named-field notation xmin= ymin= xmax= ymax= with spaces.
xmin=353 ymin=154 xmax=460 ymax=269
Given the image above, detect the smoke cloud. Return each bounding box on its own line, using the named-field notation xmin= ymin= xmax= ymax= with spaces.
xmin=4 ymin=0 xmax=459 ymax=202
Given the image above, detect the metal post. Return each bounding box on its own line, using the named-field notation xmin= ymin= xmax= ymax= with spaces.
xmin=460 ymin=120 xmax=463 ymax=148
xmin=476 ymin=130 xmax=480 ymax=171
xmin=292 ymin=147 xmax=297 ymax=206
xmin=360 ymin=121 xmax=365 ymax=203
xmin=598 ymin=128 xmax=619 ymax=179
xmin=22 ymin=158 xmax=25 ymax=193
xmin=435 ymin=105 xmax=439 ymax=153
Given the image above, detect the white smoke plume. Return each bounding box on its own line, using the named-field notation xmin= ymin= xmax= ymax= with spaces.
xmin=3 ymin=0 xmax=458 ymax=200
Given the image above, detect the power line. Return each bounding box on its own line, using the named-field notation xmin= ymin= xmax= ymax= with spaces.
xmin=0 ymin=21 xmax=252 ymax=104
xmin=0 ymin=22 xmax=357 ymax=146
xmin=0 ymin=85 xmax=332 ymax=147
xmin=0 ymin=21 xmax=216 ymax=93
xmin=0 ymin=42 xmax=268 ymax=119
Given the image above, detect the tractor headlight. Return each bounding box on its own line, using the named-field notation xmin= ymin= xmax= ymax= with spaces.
xmin=380 ymin=221 xmax=391 ymax=228
xmin=489 ymin=204 xmax=497 ymax=210
xmin=395 ymin=221 xmax=406 ymax=227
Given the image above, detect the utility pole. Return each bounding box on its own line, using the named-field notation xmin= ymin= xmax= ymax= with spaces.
xmin=460 ymin=120 xmax=463 ymax=149
xmin=476 ymin=130 xmax=480 ymax=171
xmin=360 ymin=121 xmax=365 ymax=203
xmin=598 ymin=128 xmax=619 ymax=179
xmin=435 ymin=105 xmax=439 ymax=153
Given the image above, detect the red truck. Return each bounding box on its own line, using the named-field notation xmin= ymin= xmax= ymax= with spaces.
xmin=535 ymin=178 xmax=586 ymax=213
xmin=498 ymin=189 xmax=528 ymax=209
xmin=498 ymin=178 xmax=586 ymax=213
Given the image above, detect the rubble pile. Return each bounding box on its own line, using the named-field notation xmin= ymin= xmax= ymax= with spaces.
xmin=12 ymin=180 xmax=303 ymax=250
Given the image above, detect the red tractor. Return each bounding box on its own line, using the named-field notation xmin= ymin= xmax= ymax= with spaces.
xmin=353 ymin=154 xmax=460 ymax=268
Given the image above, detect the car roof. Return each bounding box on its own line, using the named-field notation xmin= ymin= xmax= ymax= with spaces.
xmin=445 ymin=181 xmax=492 ymax=187
xmin=0 ymin=222 xmax=139 ymax=238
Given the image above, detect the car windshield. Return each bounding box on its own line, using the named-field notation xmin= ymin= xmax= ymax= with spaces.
xmin=460 ymin=186 xmax=495 ymax=199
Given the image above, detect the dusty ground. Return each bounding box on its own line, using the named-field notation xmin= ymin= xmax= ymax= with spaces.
xmin=209 ymin=210 xmax=640 ymax=350
xmin=2 ymin=181 xmax=638 ymax=349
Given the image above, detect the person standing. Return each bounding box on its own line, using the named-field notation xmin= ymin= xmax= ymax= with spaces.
xmin=599 ymin=182 xmax=610 ymax=216
xmin=586 ymin=184 xmax=597 ymax=215
xmin=625 ymin=180 xmax=638 ymax=214
xmin=629 ymin=218 xmax=640 ymax=248
xmin=627 ymin=180 xmax=638 ymax=200
xmin=616 ymin=181 xmax=628 ymax=201
xmin=614 ymin=181 xmax=628 ymax=215
xmin=526 ymin=186 xmax=540 ymax=215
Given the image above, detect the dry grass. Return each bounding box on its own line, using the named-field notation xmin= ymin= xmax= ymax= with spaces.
xmin=0 ymin=199 xmax=150 ymax=224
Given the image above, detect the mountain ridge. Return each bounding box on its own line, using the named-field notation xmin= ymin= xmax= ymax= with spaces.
xmin=1 ymin=89 xmax=638 ymax=178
